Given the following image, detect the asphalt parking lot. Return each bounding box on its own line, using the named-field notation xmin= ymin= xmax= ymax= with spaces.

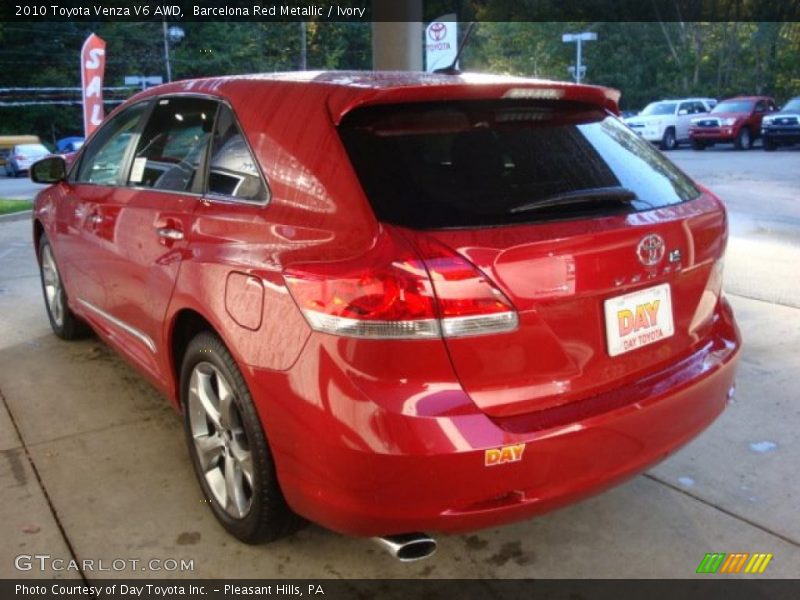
xmin=1 ymin=147 xmax=798 ymax=579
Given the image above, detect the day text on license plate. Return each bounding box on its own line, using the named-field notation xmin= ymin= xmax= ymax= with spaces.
xmin=604 ymin=283 xmax=674 ymax=357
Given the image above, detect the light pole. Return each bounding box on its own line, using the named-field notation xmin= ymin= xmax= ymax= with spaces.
xmin=562 ymin=32 xmax=597 ymax=84
xmin=163 ymin=22 xmax=185 ymax=83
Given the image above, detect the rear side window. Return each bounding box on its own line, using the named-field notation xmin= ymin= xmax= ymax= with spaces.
xmin=338 ymin=101 xmax=700 ymax=229
xmin=205 ymin=105 xmax=267 ymax=203
xmin=128 ymin=97 xmax=217 ymax=192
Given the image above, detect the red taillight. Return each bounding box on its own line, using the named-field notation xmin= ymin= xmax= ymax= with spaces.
xmin=14 ymin=155 xmax=25 ymax=160
xmin=284 ymin=231 xmax=439 ymax=339
xmin=284 ymin=229 xmax=518 ymax=339
xmin=413 ymin=235 xmax=518 ymax=337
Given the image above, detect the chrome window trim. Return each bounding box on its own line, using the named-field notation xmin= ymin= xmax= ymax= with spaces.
xmin=69 ymin=92 xmax=272 ymax=208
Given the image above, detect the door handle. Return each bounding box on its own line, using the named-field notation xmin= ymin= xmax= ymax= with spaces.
xmin=156 ymin=227 xmax=184 ymax=241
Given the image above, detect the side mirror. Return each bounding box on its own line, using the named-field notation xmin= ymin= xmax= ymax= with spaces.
xmin=678 ymin=109 xmax=688 ymax=116
xmin=30 ymin=156 xmax=67 ymax=184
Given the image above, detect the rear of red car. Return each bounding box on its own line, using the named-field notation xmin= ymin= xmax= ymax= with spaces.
xmin=257 ymin=78 xmax=740 ymax=536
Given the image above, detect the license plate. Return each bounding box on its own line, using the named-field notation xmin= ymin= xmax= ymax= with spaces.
xmin=604 ymin=283 xmax=674 ymax=357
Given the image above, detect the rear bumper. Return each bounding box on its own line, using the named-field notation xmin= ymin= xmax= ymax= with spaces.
xmin=247 ymin=298 xmax=740 ymax=537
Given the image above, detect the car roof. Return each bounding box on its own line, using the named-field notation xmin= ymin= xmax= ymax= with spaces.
xmin=720 ymin=96 xmax=773 ymax=101
xmin=657 ymin=98 xmax=713 ymax=102
xmin=126 ymin=70 xmax=622 ymax=125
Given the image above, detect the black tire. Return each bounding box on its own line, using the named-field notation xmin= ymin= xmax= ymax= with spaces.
xmin=734 ymin=127 xmax=752 ymax=150
xmin=763 ymin=137 xmax=777 ymax=151
xmin=37 ymin=234 xmax=89 ymax=340
xmin=660 ymin=127 xmax=677 ymax=150
xmin=691 ymin=139 xmax=706 ymax=151
xmin=180 ymin=331 xmax=304 ymax=543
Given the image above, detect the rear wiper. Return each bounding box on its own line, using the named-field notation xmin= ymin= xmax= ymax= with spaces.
xmin=509 ymin=186 xmax=640 ymax=214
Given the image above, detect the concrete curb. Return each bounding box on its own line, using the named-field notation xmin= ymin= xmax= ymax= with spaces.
xmin=0 ymin=209 xmax=32 ymax=223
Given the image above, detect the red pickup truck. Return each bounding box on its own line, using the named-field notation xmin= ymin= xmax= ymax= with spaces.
xmin=689 ymin=96 xmax=778 ymax=150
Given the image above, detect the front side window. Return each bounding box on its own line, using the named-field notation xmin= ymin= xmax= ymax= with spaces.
xmin=205 ymin=105 xmax=267 ymax=203
xmin=128 ymin=97 xmax=217 ymax=193
xmin=75 ymin=102 xmax=149 ymax=185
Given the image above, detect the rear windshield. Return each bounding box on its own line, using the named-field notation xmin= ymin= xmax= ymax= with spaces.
xmin=338 ymin=100 xmax=700 ymax=229
xmin=17 ymin=144 xmax=49 ymax=154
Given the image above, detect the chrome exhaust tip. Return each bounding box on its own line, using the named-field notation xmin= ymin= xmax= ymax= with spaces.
xmin=372 ymin=532 xmax=437 ymax=561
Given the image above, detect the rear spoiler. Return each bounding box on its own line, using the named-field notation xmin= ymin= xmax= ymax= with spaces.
xmin=327 ymin=76 xmax=621 ymax=125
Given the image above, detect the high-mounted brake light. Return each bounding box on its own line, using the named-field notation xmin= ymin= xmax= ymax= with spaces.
xmin=284 ymin=229 xmax=518 ymax=339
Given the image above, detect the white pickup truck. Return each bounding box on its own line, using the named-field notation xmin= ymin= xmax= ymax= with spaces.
xmin=624 ymin=98 xmax=717 ymax=150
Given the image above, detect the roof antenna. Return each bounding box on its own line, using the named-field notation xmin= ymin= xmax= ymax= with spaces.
xmin=434 ymin=22 xmax=476 ymax=75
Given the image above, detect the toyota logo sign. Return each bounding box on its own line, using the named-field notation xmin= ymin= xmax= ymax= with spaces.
xmin=429 ymin=22 xmax=447 ymax=42
xmin=637 ymin=234 xmax=666 ymax=266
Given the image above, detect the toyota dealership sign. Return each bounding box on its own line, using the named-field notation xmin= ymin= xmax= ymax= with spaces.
xmin=425 ymin=14 xmax=457 ymax=72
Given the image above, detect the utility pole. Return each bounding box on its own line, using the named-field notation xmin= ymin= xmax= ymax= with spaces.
xmin=162 ymin=22 xmax=185 ymax=83
xmin=562 ymin=32 xmax=597 ymax=83
xmin=300 ymin=22 xmax=307 ymax=70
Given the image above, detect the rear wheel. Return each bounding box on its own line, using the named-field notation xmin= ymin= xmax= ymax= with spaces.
xmin=38 ymin=235 xmax=88 ymax=340
xmin=181 ymin=331 xmax=304 ymax=543
xmin=691 ymin=139 xmax=706 ymax=151
xmin=734 ymin=127 xmax=752 ymax=150
xmin=660 ymin=127 xmax=677 ymax=150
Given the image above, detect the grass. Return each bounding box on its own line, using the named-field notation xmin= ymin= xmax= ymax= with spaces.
xmin=0 ymin=198 xmax=32 ymax=216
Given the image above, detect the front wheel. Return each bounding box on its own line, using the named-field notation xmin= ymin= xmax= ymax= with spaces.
xmin=691 ymin=139 xmax=706 ymax=151
xmin=763 ymin=137 xmax=777 ymax=151
xmin=660 ymin=127 xmax=677 ymax=150
xmin=181 ymin=331 xmax=304 ymax=543
xmin=38 ymin=234 xmax=88 ymax=340
xmin=734 ymin=127 xmax=752 ymax=150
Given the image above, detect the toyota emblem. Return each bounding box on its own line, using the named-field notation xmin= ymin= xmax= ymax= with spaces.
xmin=637 ymin=234 xmax=665 ymax=266
xmin=429 ymin=22 xmax=447 ymax=42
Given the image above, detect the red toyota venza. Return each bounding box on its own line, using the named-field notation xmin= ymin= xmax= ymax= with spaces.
xmin=31 ymin=72 xmax=740 ymax=554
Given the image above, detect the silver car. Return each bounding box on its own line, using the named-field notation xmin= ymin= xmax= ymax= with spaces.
xmin=5 ymin=143 xmax=51 ymax=177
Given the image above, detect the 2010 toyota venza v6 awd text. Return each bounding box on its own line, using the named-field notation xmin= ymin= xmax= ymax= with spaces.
xmin=30 ymin=71 xmax=740 ymax=556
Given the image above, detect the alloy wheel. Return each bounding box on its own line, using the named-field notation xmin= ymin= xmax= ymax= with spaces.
xmin=187 ymin=362 xmax=254 ymax=519
xmin=41 ymin=244 xmax=64 ymax=328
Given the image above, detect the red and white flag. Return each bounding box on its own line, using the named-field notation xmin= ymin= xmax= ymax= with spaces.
xmin=81 ymin=33 xmax=106 ymax=138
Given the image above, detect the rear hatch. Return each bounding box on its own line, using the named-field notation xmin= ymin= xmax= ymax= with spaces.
xmin=338 ymin=99 xmax=727 ymax=418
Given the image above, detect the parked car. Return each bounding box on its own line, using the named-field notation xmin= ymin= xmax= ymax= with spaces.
xmin=55 ymin=136 xmax=85 ymax=153
xmin=761 ymin=96 xmax=800 ymax=150
xmin=624 ymin=98 xmax=715 ymax=150
xmin=5 ymin=142 xmax=51 ymax=177
xmin=30 ymin=71 xmax=740 ymax=556
xmin=0 ymin=134 xmax=41 ymax=169
xmin=689 ymin=96 xmax=778 ymax=150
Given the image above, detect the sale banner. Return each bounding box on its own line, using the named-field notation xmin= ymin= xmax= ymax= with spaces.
xmin=81 ymin=33 xmax=107 ymax=138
